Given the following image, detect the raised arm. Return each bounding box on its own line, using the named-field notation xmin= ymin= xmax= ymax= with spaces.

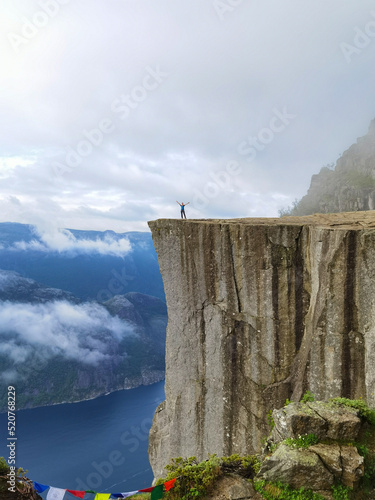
xmin=176 ymin=201 xmax=180 ymax=205
xmin=185 ymin=202 xmax=190 ymax=205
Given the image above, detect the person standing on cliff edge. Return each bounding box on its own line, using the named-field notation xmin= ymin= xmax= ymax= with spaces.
xmin=176 ymin=201 xmax=189 ymax=219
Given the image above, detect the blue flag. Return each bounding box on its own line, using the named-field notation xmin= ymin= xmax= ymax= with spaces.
xmin=33 ymin=481 xmax=49 ymax=493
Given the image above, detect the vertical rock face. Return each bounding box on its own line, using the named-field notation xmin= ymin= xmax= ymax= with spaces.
xmin=148 ymin=212 xmax=375 ymax=479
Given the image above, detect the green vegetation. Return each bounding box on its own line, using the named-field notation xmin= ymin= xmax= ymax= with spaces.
xmin=330 ymin=397 xmax=375 ymax=426
xmin=282 ymin=390 xmax=314 ymax=409
xmin=284 ymin=434 xmax=319 ymax=449
xmin=156 ymin=454 xmax=260 ymax=499
xmin=0 ymin=457 xmax=9 ymax=474
xmin=254 ymin=480 xmax=354 ymax=499
xmin=267 ymin=409 xmax=275 ymax=429
xmin=301 ymin=391 xmax=315 ymax=403
xmin=331 ymin=483 xmax=352 ymax=500
xmin=254 ymin=480 xmax=325 ymax=499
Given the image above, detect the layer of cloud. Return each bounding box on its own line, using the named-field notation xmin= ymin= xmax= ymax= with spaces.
xmin=0 ymin=300 xmax=134 ymax=374
xmin=11 ymin=226 xmax=132 ymax=256
xmin=0 ymin=1 xmax=374 ymax=231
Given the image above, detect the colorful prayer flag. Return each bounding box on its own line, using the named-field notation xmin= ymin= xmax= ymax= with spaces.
xmin=150 ymin=483 xmax=164 ymax=500
xmin=138 ymin=486 xmax=154 ymax=492
xmin=110 ymin=493 xmax=138 ymax=499
xmin=46 ymin=486 xmax=66 ymax=500
xmin=94 ymin=494 xmax=111 ymax=500
xmin=33 ymin=482 xmax=49 ymax=493
xmin=67 ymin=489 xmax=86 ymax=498
xmin=164 ymin=478 xmax=177 ymax=492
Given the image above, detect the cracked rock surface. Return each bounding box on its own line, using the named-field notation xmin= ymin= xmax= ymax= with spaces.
xmin=148 ymin=213 xmax=375 ymax=479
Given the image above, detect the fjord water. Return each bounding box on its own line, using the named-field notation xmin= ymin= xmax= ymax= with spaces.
xmin=0 ymin=382 xmax=164 ymax=495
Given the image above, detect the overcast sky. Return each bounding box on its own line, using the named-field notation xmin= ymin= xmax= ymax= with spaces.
xmin=0 ymin=0 xmax=374 ymax=233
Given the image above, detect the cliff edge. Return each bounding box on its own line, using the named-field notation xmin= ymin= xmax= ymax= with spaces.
xmin=148 ymin=212 xmax=375 ymax=479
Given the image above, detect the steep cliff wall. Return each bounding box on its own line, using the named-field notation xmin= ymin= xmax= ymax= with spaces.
xmin=148 ymin=212 xmax=375 ymax=478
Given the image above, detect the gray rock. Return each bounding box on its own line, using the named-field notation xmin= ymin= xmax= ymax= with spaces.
xmin=271 ymin=403 xmax=327 ymax=442
xmin=148 ymin=213 xmax=375 ymax=479
xmin=205 ymin=475 xmax=262 ymax=500
xmin=307 ymin=402 xmax=361 ymax=441
xmin=308 ymin=442 xmax=364 ymax=488
xmin=340 ymin=445 xmax=364 ymax=488
xmin=258 ymin=443 xmax=334 ymax=490
xmin=309 ymin=443 xmax=342 ymax=477
xmin=270 ymin=401 xmax=361 ymax=444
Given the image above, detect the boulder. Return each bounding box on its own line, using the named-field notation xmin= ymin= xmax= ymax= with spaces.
xmin=309 ymin=443 xmax=364 ymax=489
xmin=271 ymin=402 xmax=327 ymax=442
xmin=307 ymin=402 xmax=361 ymax=441
xmin=258 ymin=443 xmax=334 ymax=491
xmin=205 ymin=474 xmax=262 ymax=500
xmin=270 ymin=401 xmax=361 ymax=444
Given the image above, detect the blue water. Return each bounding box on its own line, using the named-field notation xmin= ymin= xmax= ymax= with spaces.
xmin=0 ymin=382 xmax=164 ymax=497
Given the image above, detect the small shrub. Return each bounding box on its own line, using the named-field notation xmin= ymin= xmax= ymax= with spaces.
xmin=301 ymin=391 xmax=315 ymax=403
xmin=331 ymin=483 xmax=351 ymax=500
xmin=221 ymin=454 xmax=261 ymax=476
xmin=0 ymin=457 xmax=9 ymax=474
xmin=267 ymin=410 xmax=275 ymax=429
xmin=284 ymin=434 xmax=319 ymax=449
xmin=157 ymin=454 xmax=261 ymax=499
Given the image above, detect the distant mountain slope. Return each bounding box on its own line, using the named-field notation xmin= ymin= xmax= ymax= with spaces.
xmin=0 ymin=270 xmax=167 ymax=411
xmin=281 ymin=119 xmax=375 ymax=216
xmin=0 ymin=269 xmax=79 ymax=303
xmin=0 ymin=223 xmax=165 ymax=301
xmin=0 ymin=223 xmax=167 ymax=411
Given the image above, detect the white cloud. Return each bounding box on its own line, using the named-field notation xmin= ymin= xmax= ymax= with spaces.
xmin=12 ymin=226 xmax=132 ymax=256
xmin=0 ymin=300 xmax=135 ymax=369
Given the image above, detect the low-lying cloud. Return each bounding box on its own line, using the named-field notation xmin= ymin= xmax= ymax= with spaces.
xmin=12 ymin=226 xmax=132 ymax=257
xmin=0 ymin=300 xmax=135 ymax=378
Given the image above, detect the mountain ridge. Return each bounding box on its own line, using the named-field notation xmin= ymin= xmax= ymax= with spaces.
xmin=281 ymin=118 xmax=375 ymax=216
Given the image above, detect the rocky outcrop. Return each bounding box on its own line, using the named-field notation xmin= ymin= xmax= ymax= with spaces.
xmin=0 ymin=475 xmax=42 ymax=500
xmin=148 ymin=212 xmax=375 ymax=479
xmin=270 ymin=400 xmax=362 ymax=443
xmin=258 ymin=401 xmax=366 ymax=497
xmin=283 ymin=118 xmax=375 ymax=215
xmin=205 ymin=474 xmax=262 ymax=500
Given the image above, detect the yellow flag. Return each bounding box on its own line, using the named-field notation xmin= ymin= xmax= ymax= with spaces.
xmin=94 ymin=495 xmax=111 ymax=500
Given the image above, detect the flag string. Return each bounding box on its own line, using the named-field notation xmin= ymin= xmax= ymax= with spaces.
xmin=32 ymin=477 xmax=177 ymax=500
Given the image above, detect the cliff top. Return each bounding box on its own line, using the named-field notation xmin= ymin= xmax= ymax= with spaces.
xmin=150 ymin=210 xmax=375 ymax=230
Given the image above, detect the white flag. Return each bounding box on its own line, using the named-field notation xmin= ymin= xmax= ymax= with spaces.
xmin=46 ymin=486 xmax=66 ymax=500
